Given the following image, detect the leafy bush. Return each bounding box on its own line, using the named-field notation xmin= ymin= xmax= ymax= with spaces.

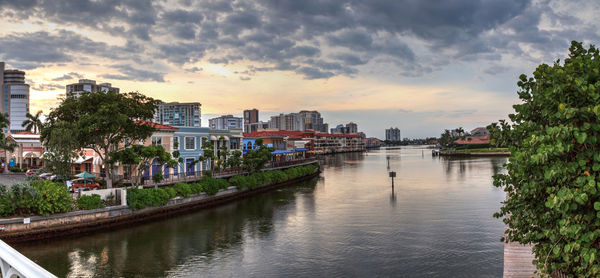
xmin=77 ymin=194 xmax=105 ymax=210
xmin=11 ymin=182 xmax=39 ymax=215
xmin=33 ymin=180 xmax=73 ymax=216
xmin=0 ymin=184 xmax=14 ymax=217
xmin=127 ymin=188 xmax=169 ymax=210
xmin=173 ymin=182 xmax=192 ymax=197
xmin=190 ymin=183 xmax=203 ymax=195
xmin=229 ymin=175 xmax=248 ymax=190
xmin=216 ymin=178 xmax=230 ymax=190
xmin=493 ymin=42 xmax=600 ymax=277
xmin=164 ymin=187 xmax=177 ymax=199
xmin=8 ymin=167 xmax=21 ymax=173
xmin=199 ymin=177 xmax=220 ymax=195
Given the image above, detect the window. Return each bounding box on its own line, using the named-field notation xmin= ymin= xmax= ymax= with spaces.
xmin=124 ymin=138 xmax=130 ymax=147
xmin=152 ymin=136 xmax=162 ymax=146
xmin=185 ymin=136 xmax=195 ymax=150
xmin=172 ymin=136 xmax=179 ymax=149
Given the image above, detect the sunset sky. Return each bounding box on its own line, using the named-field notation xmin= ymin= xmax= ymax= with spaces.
xmin=1 ymin=0 xmax=599 ymax=138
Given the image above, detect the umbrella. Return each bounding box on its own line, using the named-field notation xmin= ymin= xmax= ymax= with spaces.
xmin=74 ymin=171 xmax=96 ymax=191
xmin=75 ymin=171 xmax=95 ymax=178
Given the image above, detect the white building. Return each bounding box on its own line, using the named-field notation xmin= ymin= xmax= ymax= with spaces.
xmin=385 ymin=127 xmax=401 ymax=142
xmin=66 ymin=79 xmax=119 ymax=97
xmin=154 ymin=102 xmax=201 ymax=127
xmin=0 ymin=62 xmax=30 ymax=133
xmin=209 ymin=115 xmax=242 ymax=130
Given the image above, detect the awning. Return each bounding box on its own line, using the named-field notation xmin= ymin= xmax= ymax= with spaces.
xmin=295 ymin=148 xmax=309 ymax=152
xmin=271 ymin=150 xmax=294 ymax=155
xmin=210 ymin=135 xmax=218 ymax=140
xmin=223 ymin=136 xmax=230 ymax=141
xmin=72 ymin=156 xmax=93 ymax=164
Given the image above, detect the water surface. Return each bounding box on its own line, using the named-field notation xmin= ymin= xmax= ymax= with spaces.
xmin=16 ymin=146 xmax=506 ymax=277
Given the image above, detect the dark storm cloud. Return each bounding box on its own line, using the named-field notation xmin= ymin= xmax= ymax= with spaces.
xmin=51 ymin=72 xmax=84 ymax=81
xmin=103 ymin=64 xmax=165 ymax=82
xmin=1 ymin=0 xmax=597 ymax=80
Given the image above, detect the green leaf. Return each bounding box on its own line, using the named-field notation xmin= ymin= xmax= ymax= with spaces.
xmin=594 ymin=202 xmax=600 ymax=211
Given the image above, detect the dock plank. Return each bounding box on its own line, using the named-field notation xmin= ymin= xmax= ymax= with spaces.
xmin=503 ymin=240 xmax=538 ymax=277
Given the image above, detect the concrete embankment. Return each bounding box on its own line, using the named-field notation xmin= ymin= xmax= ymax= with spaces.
xmin=0 ymin=171 xmax=320 ymax=243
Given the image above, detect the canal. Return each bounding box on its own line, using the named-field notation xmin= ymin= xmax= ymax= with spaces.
xmin=15 ymin=146 xmax=507 ymax=277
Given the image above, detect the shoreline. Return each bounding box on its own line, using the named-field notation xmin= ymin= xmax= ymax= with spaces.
xmin=439 ymin=151 xmax=510 ymax=157
xmin=1 ymin=171 xmax=320 ymax=244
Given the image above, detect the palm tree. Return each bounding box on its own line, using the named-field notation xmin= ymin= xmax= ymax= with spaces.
xmin=0 ymin=114 xmax=13 ymax=171
xmin=21 ymin=110 xmax=43 ymax=134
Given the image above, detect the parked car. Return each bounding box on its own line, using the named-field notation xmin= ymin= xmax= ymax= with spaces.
xmin=39 ymin=173 xmax=53 ymax=180
xmin=25 ymin=169 xmax=40 ymax=176
xmin=70 ymin=178 xmax=101 ymax=191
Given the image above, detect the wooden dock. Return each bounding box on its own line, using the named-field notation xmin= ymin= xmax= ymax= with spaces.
xmin=504 ymin=241 xmax=538 ymax=277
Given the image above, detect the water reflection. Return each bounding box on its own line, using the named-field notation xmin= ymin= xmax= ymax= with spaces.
xmin=17 ymin=178 xmax=318 ymax=277
xmin=15 ymin=147 xmax=506 ymax=278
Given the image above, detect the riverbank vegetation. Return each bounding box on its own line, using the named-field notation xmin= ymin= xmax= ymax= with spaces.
xmin=441 ymin=147 xmax=509 ymax=153
xmin=126 ymin=164 xmax=319 ymax=210
xmin=493 ymin=41 xmax=600 ymax=277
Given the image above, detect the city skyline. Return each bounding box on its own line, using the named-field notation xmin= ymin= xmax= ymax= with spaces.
xmin=0 ymin=1 xmax=598 ymax=138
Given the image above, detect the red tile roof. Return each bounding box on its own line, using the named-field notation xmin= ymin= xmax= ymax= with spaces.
xmin=136 ymin=121 xmax=178 ymax=130
xmin=243 ymin=130 xmax=362 ymax=139
xmin=14 ymin=131 xmax=38 ymax=135
xmin=454 ymin=135 xmax=490 ymax=145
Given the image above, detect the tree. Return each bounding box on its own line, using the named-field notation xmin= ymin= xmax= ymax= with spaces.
xmin=493 ymin=41 xmax=600 ymax=277
xmin=41 ymin=122 xmax=80 ymax=180
xmin=0 ymin=113 xmax=14 ymax=171
xmin=227 ymin=150 xmax=242 ymax=169
xmin=109 ymin=144 xmax=174 ymax=187
xmin=486 ymin=120 xmax=512 ymax=148
xmin=243 ymin=139 xmax=274 ymax=173
xmin=41 ymin=91 xmax=160 ymax=188
xmin=21 ymin=110 xmax=43 ymax=134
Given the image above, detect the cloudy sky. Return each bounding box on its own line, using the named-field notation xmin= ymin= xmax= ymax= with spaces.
xmin=1 ymin=0 xmax=599 ymax=138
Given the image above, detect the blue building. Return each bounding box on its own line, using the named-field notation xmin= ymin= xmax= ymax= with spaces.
xmin=173 ymin=127 xmax=210 ymax=176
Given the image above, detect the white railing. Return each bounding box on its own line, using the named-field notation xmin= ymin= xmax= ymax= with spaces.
xmin=0 ymin=240 xmax=56 ymax=278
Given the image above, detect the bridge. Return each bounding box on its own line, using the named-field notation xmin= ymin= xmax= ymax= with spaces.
xmin=0 ymin=239 xmax=55 ymax=277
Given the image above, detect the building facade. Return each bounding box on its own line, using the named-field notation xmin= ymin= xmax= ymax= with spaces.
xmin=299 ymin=110 xmax=327 ymax=132
xmin=385 ymin=127 xmax=401 ymax=142
xmin=66 ymin=79 xmax=119 ymax=97
xmin=209 ymin=115 xmax=242 ymax=130
xmin=243 ymin=109 xmax=259 ymax=133
xmin=154 ymin=102 xmax=201 ymax=127
xmin=247 ymin=121 xmax=269 ymax=133
xmin=1 ymin=62 xmax=30 ymax=133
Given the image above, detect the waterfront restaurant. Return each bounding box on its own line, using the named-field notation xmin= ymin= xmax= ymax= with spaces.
xmin=0 ymin=132 xmax=45 ymax=170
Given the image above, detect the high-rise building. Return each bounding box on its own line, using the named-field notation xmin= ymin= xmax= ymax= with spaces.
xmin=385 ymin=127 xmax=401 ymax=142
xmin=154 ymin=102 xmax=201 ymax=127
xmin=331 ymin=124 xmax=345 ymax=134
xmin=66 ymin=79 xmax=119 ymax=97
xmin=243 ymin=108 xmax=259 ymax=132
xmin=345 ymin=122 xmax=358 ymax=134
xmin=1 ymin=62 xmax=30 ymax=133
xmin=209 ymin=115 xmax=242 ymax=130
xmin=268 ymin=113 xmax=305 ymax=131
xmin=299 ymin=110 xmax=327 ymax=132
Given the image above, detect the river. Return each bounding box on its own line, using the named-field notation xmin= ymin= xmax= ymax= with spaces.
xmin=15 ymin=146 xmax=507 ymax=277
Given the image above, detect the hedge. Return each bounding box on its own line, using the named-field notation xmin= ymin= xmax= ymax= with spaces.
xmin=127 ymin=163 xmax=319 ymax=210
xmin=77 ymin=194 xmax=105 ymax=210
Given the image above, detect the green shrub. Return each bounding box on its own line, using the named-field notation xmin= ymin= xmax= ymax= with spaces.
xmin=199 ymin=177 xmax=220 ymax=195
xmin=11 ymin=182 xmax=39 ymax=215
xmin=148 ymin=188 xmax=169 ymax=206
xmin=0 ymin=184 xmax=14 ymax=217
xmin=216 ymin=178 xmax=230 ymax=190
xmin=190 ymin=183 xmax=203 ymax=195
xmin=492 ymin=42 xmax=600 ymax=277
xmin=77 ymin=194 xmax=105 ymax=210
xmin=8 ymin=167 xmax=21 ymax=173
xmin=127 ymin=188 xmax=170 ymax=210
xmin=173 ymin=182 xmax=192 ymax=197
xmin=229 ymin=175 xmax=248 ymax=189
xmin=33 ymin=180 xmax=73 ymax=216
xmin=164 ymin=187 xmax=177 ymax=199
